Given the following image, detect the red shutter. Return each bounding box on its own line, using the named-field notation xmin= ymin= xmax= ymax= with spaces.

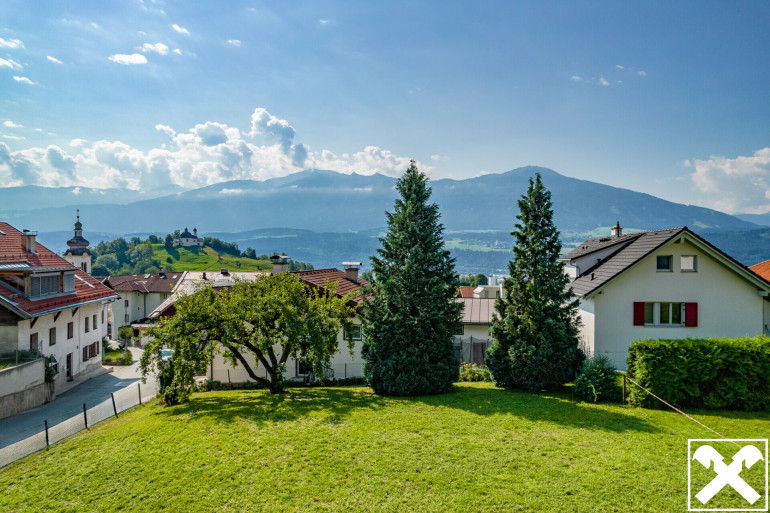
xmin=685 ymin=302 xmax=698 ymax=327
xmin=633 ymin=302 xmax=645 ymax=326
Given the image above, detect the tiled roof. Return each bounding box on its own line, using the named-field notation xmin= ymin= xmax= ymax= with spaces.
xmin=456 ymin=286 xmax=475 ymax=298
xmin=455 ymin=297 xmax=496 ymax=325
xmin=292 ymin=268 xmax=369 ymax=303
xmin=750 ymin=259 xmax=770 ymax=281
xmin=568 ymin=227 xmax=686 ymax=297
xmin=104 ymin=272 xmax=186 ymax=294
xmin=0 ymin=222 xmax=119 ymax=318
xmin=562 ymin=232 xmax=644 ymax=260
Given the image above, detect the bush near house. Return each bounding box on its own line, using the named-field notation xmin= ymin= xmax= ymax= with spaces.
xmin=573 ymin=355 xmax=621 ymax=403
xmin=103 ymin=350 xmax=133 ymax=366
xmin=627 ymin=337 xmax=770 ymax=410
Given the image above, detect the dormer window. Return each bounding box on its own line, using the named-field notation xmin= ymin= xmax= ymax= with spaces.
xmin=30 ymin=274 xmax=60 ymax=298
xmin=656 ymin=255 xmax=672 ymax=272
xmin=63 ymin=272 xmax=75 ymax=293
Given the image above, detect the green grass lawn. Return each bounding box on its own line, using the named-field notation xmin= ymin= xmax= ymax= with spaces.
xmin=1 ymin=383 xmax=768 ymax=512
xmin=149 ymin=244 xmax=272 ymax=272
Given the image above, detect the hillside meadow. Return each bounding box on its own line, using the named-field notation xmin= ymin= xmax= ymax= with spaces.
xmin=1 ymin=382 xmax=768 ymax=512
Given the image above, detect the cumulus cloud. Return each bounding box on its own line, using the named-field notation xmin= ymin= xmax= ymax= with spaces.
xmin=227 ymin=39 xmax=241 ymax=47
xmin=140 ymin=43 xmax=169 ymax=55
xmin=47 ymin=56 xmax=63 ymax=64
xmin=13 ymin=76 xmax=35 ymax=85
xmin=570 ymin=75 xmax=581 ymax=82
xmin=109 ymin=53 xmax=148 ymax=65
xmin=0 ymin=37 xmax=23 ymax=49
xmin=689 ymin=148 xmax=770 ymax=214
xmin=0 ymin=58 xmax=22 ymax=70
xmin=319 ymin=19 xmax=330 ymax=25
xmin=598 ymin=77 xmax=610 ymax=86
xmin=172 ymin=24 xmax=190 ymax=35
xmin=3 ymin=121 xmax=22 ymax=128
xmin=172 ymin=48 xmax=182 ymax=55
xmin=0 ymin=106 xmax=423 ymax=191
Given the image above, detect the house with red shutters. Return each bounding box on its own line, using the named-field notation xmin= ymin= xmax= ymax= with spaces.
xmin=0 ymin=222 xmax=119 ymax=417
xmin=560 ymin=223 xmax=770 ymax=369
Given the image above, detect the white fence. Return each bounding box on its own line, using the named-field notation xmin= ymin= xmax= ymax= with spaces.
xmin=0 ymin=379 xmax=159 ymax=469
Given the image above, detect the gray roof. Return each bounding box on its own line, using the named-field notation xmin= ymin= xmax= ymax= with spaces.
xmin=561 ymin=232 xmax=644 ymax=260
xmin=568 ymin=227 xmax=686 ymax=297
xmin=454 ymin=297 xmax=497 ymax=325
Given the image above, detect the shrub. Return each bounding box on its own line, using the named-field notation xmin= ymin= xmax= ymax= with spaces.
xmin=458 ymin=363 xmax=493 ymax=382
xmin=627 ymin=337 xmax=770 ymax=410
xmin=573 ymin=355 xmax=620 ymax=403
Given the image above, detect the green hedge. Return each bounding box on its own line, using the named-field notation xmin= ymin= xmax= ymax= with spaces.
xmin=627 ymin=337 xmax=770 ymax=411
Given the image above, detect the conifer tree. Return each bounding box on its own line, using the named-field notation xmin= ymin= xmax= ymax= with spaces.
xmin=361 ymin=161 xmax=462 ymax=396
xmin=486 ymin=173 xmax=583 ymax=391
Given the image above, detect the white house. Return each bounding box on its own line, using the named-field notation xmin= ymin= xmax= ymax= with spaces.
xmin=0 ymin=222 xmax=118 ymax=416
xmin=102 ymin=270 xmax=186 ymax=329
xmin=561 ymin=224 xmax=770 ymax=369
xmin=172 ymin=227 xmax=204 ymax=248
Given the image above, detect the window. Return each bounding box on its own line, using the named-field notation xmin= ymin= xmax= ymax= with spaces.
xmin=67 ymin=322 xmax=74 ymax=339
xmin=124 ymin=314 xmax=130 ymax=323
xmin=92 ymin=315 xmax=97 ymax=330
xmin=455 ymin=324 xmax=465 ymax=336
xmin=345 ymin=325 xmax=363 ymax=341
xmin=29 ymin=274 xmax=60 ymax=298
xmin=681 ymin=255 xmax=697 ymax=272
xmin=124 ymin=299 xmax=129 ymax=308
xmin=101 ymin=310 xmax=105 ymax=324
xmin=296 ymin=360 xmax=312 ymax=377
xmin=81 ymin=262 xmax=87 ymax=272
xmin=634 ymin=302 xmax=697 ymax=327
xmin=63 ymin=272 xmax=75 ymax=293
xmin=85 ymin=317 xmax=90 ymax=333
xmin=30 ymin=332 xmax=39 ymax=352
xmin=49 ymin=327 xmax=56 ymax=346
xmin=656 ymin=256 xmax=672 ymax=272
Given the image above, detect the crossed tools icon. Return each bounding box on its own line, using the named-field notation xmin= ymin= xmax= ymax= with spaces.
xmin=692 ymin=444 xmax=765 ymax=505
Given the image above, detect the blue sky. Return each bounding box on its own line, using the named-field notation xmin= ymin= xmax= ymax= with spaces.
xmin=1 ymin=1 xmax=769 ymax=214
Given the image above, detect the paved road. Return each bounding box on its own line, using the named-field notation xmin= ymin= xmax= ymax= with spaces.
xmin=0 ymin=347 xmax=144 ymax=449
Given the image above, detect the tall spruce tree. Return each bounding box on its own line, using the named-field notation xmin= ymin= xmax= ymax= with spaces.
xmin=361 ymin=161 xmax=462 ymax=396
xmin=486 ymin=173 xmax=584 ymax=391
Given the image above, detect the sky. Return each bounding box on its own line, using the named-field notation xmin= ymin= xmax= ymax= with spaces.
xmin=1 ymin=1 xmax=770 ymax=214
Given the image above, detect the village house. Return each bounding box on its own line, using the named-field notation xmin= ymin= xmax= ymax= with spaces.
xmin=172 ymin=227 xmax=204 ymax=247
xmin=0 ymin=222 xmax=118 ymax=418
xmin=561 ymin=223 xmax=770 ymax=369
xmin=149 ymin=257 xmax=368 ymax=381
xmin=102 ymin=270 xmax=186 ymax=329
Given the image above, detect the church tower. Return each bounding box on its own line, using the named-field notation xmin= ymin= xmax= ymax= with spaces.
xmin=64 ymin=210 xmax=92 ymax=274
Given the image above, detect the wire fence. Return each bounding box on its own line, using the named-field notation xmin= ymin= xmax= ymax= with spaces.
xmin=453 ymin=336 xmax=492 ymax=365
xmin=0 ymin=378 xmax=159 ymax=469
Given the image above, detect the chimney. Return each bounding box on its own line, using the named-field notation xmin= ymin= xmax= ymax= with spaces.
xmin=270 ymin=254 xmax=290 ymax=275
xmin=343 ymin=261 xmax=361 ymax=282
xmin=611 ymin=221 xmax=622 ymax=238
xmin=22 ymin=229 xmax=38 ymax=253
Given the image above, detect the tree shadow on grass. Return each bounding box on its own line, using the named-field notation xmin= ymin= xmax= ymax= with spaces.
xmin=154 ymin=387 xmax=391 ymax=426
xmin=152 ymin=384 xmax=660 ymax=433
xmin=406 ymin=384 xmax=662 ymax=433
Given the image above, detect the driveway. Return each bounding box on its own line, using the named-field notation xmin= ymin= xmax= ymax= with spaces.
xmin=0 ymin=347 xmax=144 ymax=449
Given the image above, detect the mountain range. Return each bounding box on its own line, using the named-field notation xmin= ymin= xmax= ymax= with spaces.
xmin=8 ymin=166 xmax=770 ymax=273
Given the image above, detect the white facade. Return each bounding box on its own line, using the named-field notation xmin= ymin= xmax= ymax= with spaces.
xmin=14 ymin=301 xmax=109 ymax=385
xmin=111 ymin=290 xmax=171 ymax=329
xmin=576 ymin=237 xmax=770 ymax=369
xmin=64 ymin=252 xmax=91 ymax=274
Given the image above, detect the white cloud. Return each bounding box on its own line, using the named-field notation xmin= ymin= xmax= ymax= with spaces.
xmin=140 ymin=43 xmax=169 ymax=55
xmin=570 ymin=75 xmax=581 ymax=82
xmin=430 ymin=154 xmax=450 ymax=162
xmin=109 ymin=53 xmax=148 ymax=65
xmin=46 ymin=56 xmax=63 ymax=64
xmin=227 ymin=39 xmax=241 ymax=47
xmin=638 ymin=70 xmax=647 ymax=76
xmin=319 ymin=19 xmax=329 ymax=25
xmin=13 ymin=76 xmax=35 ymax=85
xmin=0 ymin=58 xmax=22 ymax=70
xmin=615 ymin=64 xmax=625 ymax=70
xmin=172 ymin=24 xmax=190 ymax=35
xmin=0 ymin=37 xmax=23 ymax=49
xmin=690 ymin=148 xmax=770 ymax=214
xmin=2 ymin=135 xmax=25 ymax=140
xmin=0 ymin=106 xmax=423 ymax=190
xmin=598 ymin=77 xmax=610 ymax=86
xmin=172 ymin=48 xmax=182 ymax=55
xmin=3 ymin=121 xmax=22 ymax=128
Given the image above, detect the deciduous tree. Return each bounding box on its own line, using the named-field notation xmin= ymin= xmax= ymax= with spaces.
xmin=140 ymin=273 xmax=356 ymax=402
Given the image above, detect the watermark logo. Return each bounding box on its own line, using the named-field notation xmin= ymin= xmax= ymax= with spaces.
xmin=688 ymin=439 xmax=768 ymax=511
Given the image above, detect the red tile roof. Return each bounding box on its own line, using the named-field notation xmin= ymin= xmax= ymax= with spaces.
xmin=456 ymin=286 xmax=475 ymax=298
xmin=0 ymin=222 xmax=119 ymax=318
xmin=750 ymin=259 xmax=770 ymax=281
xmin=104 ymin=272 xmax=185 ymax=294
xmin=292 ymin=268 xmax=368 ymax=304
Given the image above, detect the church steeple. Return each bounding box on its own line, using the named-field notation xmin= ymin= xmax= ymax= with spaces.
xmin=64 ymin=210 xmax=92 ymax=274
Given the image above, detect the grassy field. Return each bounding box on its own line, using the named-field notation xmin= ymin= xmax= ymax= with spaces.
xmin=1 ymin=382 xmax=768 ymax=512
xmin=148 ymin=244 xmax=272 ymax=272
